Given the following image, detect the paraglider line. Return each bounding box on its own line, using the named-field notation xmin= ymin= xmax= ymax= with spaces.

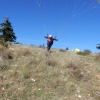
xmin=56 ymin=29 xmax=64 ymax=38
xmin=72 ymin=2 xmax=87 ymax=17
xmin=73 ymin=6 xmax=99 ymax=17
xmin=72 ymin=0 xmax=78 ymax=16
xmin=34 ymin=0 xmax=41 ymax=7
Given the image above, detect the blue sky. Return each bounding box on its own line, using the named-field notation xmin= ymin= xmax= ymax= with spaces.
xmin=0 ymin=0 xmax=100 ymax=52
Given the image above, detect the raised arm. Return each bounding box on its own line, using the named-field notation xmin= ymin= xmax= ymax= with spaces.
xmin=53 ymin=38 xmax=58 ymax=41
xmin=44 ymin=36 xmax=48 ymax=38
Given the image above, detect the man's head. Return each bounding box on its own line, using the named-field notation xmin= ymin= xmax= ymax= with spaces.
xmin=49 ymin=35 xmax=52 ymax=38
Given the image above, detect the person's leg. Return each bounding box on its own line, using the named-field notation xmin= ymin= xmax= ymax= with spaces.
xmin=47 ymin=42 xmax=53 ymax=51
xmin=47 ymin=42 xmax=50 ymax=51
xmin=49 ymin=43 xmax=53 ymax=50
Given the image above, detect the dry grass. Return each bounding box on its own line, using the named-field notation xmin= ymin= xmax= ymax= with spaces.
xmin=0 ymin=44 xmax=100 ymax=100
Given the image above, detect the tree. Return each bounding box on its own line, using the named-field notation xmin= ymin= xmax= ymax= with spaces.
xmin=96 ymin=44 xmax=100 ymax=49
xmin=97 ymin=0 xmax=100 ymax=4
xmin=0 ymin=18 xmax=16 ymax=43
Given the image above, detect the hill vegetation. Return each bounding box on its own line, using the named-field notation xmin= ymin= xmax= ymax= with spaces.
xmin=0 ymin=44 xmax=100 ymax=100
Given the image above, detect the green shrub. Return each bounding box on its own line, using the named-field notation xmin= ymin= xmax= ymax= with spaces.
xmin=83 ymin=49 xmax=91 ymax=54
xmin=77 ymin=49 xmax=91 ymax=56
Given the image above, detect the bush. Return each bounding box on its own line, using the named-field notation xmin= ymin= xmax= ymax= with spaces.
xmin=83 ymin=49 xmax=91 ymax=54
xmin=0 ymin=47 xmax=13 ymax=59
xmin=59 ymin=49 xmax=66 ymax=52
xmin=77 ymin=49 xmax=91 ymax=56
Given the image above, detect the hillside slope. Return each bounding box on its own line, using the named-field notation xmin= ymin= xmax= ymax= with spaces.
xmin=0 ymin=44 xmax=100 ymax=100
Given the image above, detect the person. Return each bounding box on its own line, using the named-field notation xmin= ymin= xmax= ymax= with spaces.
xmin=66 ymin=47 xmax=69 ymax=50
xmin=44 ymin=35 xmax=58 ymax=51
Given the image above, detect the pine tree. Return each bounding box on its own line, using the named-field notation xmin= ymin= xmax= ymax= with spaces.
xmin=0 ymin=18 xmax=16 ymax=43
xmin=96 ymin=44 xmax=100 ymax=49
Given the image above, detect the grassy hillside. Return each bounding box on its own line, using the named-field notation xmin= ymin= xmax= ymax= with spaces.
xmin=0 ymin=44 xmax=100 ymax=100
